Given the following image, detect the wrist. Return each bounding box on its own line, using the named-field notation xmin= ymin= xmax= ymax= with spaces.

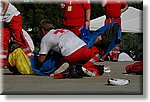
xmin=85 ymin=20 xmax=90 ymax=22
xmin=85 ymin=20 xmax=90 ymax=23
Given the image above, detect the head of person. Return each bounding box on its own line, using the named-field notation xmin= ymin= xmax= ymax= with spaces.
xmin=39 ymin=19 xmax=55 ymax=35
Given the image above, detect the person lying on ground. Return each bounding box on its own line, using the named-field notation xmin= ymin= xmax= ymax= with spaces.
xmin=37 ymin=19 xmax=120 ymax=77
xmin=8 ymin=20 xmax=121 ymax=77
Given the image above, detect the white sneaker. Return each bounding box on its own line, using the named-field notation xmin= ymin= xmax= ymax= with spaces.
xmin=81 ymin=67 xmax=96 ymax=77
xmin=107 ymin=78 xmax=130 ymax=86
xmin=104 ymin=66 xmax=111 ymax=73
xmin=54 ymin=62 xmax=69 ymax=74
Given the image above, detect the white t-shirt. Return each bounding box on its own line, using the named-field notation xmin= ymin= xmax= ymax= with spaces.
xmin=22 ymin=29 xmax=35 ymax=52
xmin=39 ymin=29 xmax=86 ymax=56
xmin=0 ymin=3 xmax=20 ymax=22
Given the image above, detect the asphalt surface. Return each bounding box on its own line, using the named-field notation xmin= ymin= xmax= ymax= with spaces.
xmin=1 ymin=61 xmax=143 ymax=95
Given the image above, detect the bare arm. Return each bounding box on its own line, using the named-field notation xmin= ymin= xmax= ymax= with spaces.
xmin=60 ymin=3 xmax=65 ymax=9
xmin=0 ymin=0 xmax=9 ymax=15
xmin=85 ymin=9 xmax=91 ymax=29
xmin=121 ymin=3 xmax=128 ymax=13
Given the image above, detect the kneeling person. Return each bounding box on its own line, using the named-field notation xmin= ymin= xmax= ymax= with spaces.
xmin=38 ymin=19 xmax=105 ymax=77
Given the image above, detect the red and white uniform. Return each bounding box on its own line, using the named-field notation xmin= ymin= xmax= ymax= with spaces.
xmin=40 ymin=29 xmax=102 ymax=76
xmin=2 ymin=3 xmax=20 ymax=23
xmin=104 ymin=0 xmax=127 ymax=61
xmin=0 ymin=3 xmax=32 ymax=67
xmin=104 ymin=0 xmax=128 ymax=27
xmin=63 ymin=0 xmax=91 ymax=37
xmin=39 ymin=29 xmax=86 ymax=56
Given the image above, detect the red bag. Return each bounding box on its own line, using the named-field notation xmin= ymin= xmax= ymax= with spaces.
xmin=125 ymin=61 xmax=143 ymax=75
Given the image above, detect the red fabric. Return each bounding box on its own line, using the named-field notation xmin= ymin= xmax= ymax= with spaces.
xmin=8 ymin=16 xmax=28 ymax=49
xmin=64 ymin=46 xmax=99 ymax=63
xmin=63 ymin=25 xmax=83 ymax=37
xmin=64 ymin=46 xmax=102 ymax=76
xmin=0 ymin=15 xmax=32 ymax=67
xmin=54 ymin=74 xmax=64 ymax=79
xmin=63 ymin=0 xmax=91 ymax=26
xmin=1 ymin=28 xmax=10 ymax=51
xmin=110 ymin=46 xmax=119 ymax=60
xmin=0 ymin=28 xmax=10 ymax=66
xmin=82 ymin=54 xmax=102 ymax=76
xmin=105 ymin=17 xmax=121 ymax=28
xmin=6 ymin=15 xmax=32 ymax=56
xmin=105 ymin=0 xmax=127 ymax=29
xmin=105 ymin=0 xmax=127 ymax=18
xmin=125 ymin=61 xmax=143 ymax=75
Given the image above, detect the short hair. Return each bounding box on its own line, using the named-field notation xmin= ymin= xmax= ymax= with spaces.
xmin=39 ymin=19 xmax=55 ymax=32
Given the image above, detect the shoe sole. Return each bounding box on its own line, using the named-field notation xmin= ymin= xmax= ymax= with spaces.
xmin=81 ymin=67 xmax=96 ymax=77
xmin=54 ymin=62 xmax=69 ymax=74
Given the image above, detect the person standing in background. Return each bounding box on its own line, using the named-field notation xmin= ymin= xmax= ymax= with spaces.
xmin=60 ymin=0 xmax=91 ymax=38
xmin=0 ymin=0 xmax=32 ymax=68
xmin=102 ymin=0 xmax=128 ymax=27
xmin=101 ymin=0 xmax=128 ymax=61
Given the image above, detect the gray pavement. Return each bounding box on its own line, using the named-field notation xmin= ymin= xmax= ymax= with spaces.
xmin=1 ymin=61 xmax=143 ymax=95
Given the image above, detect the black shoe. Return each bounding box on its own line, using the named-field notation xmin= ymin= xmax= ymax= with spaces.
xmin=9 ymin=42 xmax=20 ymax=52
xmin=54 ymin=64 xmax=84 ymax=79
xmin=8 ymin=66 xmax=21 ymax=74
xmin=67 ymin=64 xmax=84 ymax=78
xmin=98 ymin=65 xmax=104 ymax=76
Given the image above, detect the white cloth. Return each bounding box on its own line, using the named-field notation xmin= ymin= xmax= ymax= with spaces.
xmin=118 ymin=52 xmax=134 ymax=61
xmin=39 ymin=29 xmax=86 ymax=56
xmin=0 ymin=3 xmax=2 ymax=13
xmin=0 ymin=3 xmax=20 ymax=22
xmin=22 ymin=29 xmax=34 ymax=52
